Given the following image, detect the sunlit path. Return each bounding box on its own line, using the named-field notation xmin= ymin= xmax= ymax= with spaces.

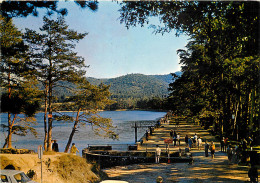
xmin=104 ymin=117 xmax=253 ymax=182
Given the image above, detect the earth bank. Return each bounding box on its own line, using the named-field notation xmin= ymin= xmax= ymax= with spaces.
xmin=0 ymin=152 xmax=106 ymax=183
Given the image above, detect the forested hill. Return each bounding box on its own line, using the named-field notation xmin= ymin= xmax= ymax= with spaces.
xmin=86 ymin=72 xmax=181 ymax=99
xmin=53 ymin=72 xmax=181 ymax=102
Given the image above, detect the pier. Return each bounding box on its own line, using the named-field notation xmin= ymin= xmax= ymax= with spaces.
xmin=82 ymin=115 xmax=195 ymax=168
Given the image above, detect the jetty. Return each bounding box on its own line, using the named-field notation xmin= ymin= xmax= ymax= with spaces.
xmin=82 ymin=115 xmax=196 ymax=168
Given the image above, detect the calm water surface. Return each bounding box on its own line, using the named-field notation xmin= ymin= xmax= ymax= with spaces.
xmin=0 ymin=111 xmax=166 ymax=153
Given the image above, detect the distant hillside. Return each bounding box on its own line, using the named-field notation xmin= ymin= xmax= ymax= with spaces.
xmin=53 ymin=72 xmax=181 ymax=102
xmin=86 ymin=72 xmax=181 ymax=99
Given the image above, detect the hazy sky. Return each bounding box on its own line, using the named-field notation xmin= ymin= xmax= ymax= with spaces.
xmin=13 ymin=1 xmax=188 ymax=78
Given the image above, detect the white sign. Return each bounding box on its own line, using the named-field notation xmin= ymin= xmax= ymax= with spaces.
xmin=38 ymin=145 xmax=43 ymax=159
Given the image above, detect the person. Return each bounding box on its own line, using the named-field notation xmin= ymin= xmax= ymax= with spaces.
xmin=155 ymin=145 xmax=161 ymax=164
xmin=173 ymin=131 xmax=177 ymax=138
xmin=210 ymin=141 xmax=215 ymax=159
xmin=70 ymin=143 xmax=79 ymax=155
xmin=197 ymin=137 xmax=202 ymax=150
xmin=205 ymin=140 xmax=209 ymax=157
xmin=170 ymin=130 xmax=173 ymax=138
xmin=248 ymin=164 xmax=258 ymax=183
xmin=177 ymin=133 xmax=180 ymax=146
xmin=188 ymin=137 xmax=193 ymax=150
xmin=221 ymin=137 xmax=225 ymax=152
xmin=224 ymin=137 xmax=228 ymax=152
xmin=146 ymin=130 xmax=149 ymax=141
xmin=150 ymin=126 xmax=153 ymax=136
xmin=156 ymin=176 xmax=163 ymax=183
xmin=173 ymin=135 xmax=177 ymax=147
xmin=193 ymin=133 xmax=198 ymax=147
xmin=185 ymin=135 xmax=189 ymax=147
xmin=52 ymin=140 xmax=59 ymax=152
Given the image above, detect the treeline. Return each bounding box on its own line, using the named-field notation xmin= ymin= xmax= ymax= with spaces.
xmin=107 ymin=97 xmax=170 ymax=110
xmin=44 ymin=73 xmax=178 ymax=110
xmin=120 ymin=1 xmax=259 ymax=142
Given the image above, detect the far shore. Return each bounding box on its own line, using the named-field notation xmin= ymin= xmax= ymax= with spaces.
xmin=1 ymin=109 xmax=168 ymax=114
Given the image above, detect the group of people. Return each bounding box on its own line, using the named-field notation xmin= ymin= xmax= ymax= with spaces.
xmin=184 ymin=133 xmax=203 ymax=150
xmin=204 ymin=140 xmax=216 ymax=158
xmin=220 ymin=137 xmax=229 ymax=152
xmin=170 ymin=130 xmax=180 ymax=146
xmin=52 ymin=140 xmax=79 ymax=155
xmin=183 ymin=134 xmax=215 ymax=158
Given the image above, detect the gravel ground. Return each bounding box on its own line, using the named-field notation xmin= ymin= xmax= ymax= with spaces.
xmin=103 ymin=118 xmax=256 ymax=183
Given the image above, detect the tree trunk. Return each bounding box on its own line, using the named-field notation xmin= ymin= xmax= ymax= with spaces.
xmin=5 ymin=114 xmax=17 ymax=148
xmin=4 ymin=112 xmax=12 ymax=148
xmin=233 ymin=102 xmax=239 ymax=137
xmin=64 ymin=109 xmax=81 ymax=153
xmin=6 ymin=66 xmax=12 ymax=148
xmin=46 ymin=57 xmax=53 ymax=151
xmin=43 ymin=82 xmax=48 ymax=151
xmin=47 ymin=81 xmax=53 ymax=151
xmin=249 ymin=88 xmax=255 ymax=136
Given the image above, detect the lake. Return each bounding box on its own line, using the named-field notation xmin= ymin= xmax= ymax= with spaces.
xmin=0 ymin=110 xmax=166 ymax=154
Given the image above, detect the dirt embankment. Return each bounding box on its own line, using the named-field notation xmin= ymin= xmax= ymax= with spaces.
xmin=0 ymin=153 xmax=107 ymax=183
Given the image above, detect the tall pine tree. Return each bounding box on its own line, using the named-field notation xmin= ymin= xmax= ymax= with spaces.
xmin=24 ymin=16 xmax=87 ymax=151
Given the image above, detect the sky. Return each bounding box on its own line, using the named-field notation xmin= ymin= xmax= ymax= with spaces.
xmin=13 ymin=1 xmax=189 ymax=79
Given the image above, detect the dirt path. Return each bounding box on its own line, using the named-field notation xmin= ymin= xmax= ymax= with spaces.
xmin=103 ymin=117 xmax=253 ymax=182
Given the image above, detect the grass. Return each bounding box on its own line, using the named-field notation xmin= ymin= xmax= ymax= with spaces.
xmin=54 ymin=154 xmax=107 ymax=183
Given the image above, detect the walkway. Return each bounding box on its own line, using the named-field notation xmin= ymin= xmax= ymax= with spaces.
xmin=104 ymin=116 xmax=253 ymax=182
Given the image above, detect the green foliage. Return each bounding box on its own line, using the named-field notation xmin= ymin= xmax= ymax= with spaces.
xmin=23 ymin=16 xmax=88 ymax=151
xmin=1 ymin=1 xmax=98 ymax=19
xmin=0 ymin=16 xmax=41 ymax=148
xmin=119 ymin=1 xmax=259 ymax=140
xmin=45 ymin=73 xmax=177 ymax=110
xmin=61 ymin=79 xmax=118 ymax=152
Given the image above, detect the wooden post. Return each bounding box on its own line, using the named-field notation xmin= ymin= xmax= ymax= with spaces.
xmin=135 ymin=123 xmax=137 ymax=143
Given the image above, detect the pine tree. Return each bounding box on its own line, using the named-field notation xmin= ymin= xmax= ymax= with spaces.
xmin=23 ymin=16 xmax=87 ymax=151
xmin=0 ymin=16 xmax=41 ymax=148
xmin=61 ymin=79 xmax=117 ymax=153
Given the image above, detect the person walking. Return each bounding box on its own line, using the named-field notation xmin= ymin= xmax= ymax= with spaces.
xmin=205 ymin=140 xmax=209 ymax=157
xmin=173 ymin=131 xmax=177 ymax=138
xmin=210 ymin=141 xmax=215 ymax=159
xmin=193 ymin=133 xmax=198 ymax=148
xmin=188 ymin=137 xmax=193 ymax=150
xmin=221 ymin=137 xmax=225 ymax=152
xmin=185 ymin=135 xmax=189 ymax=147
xmin=170 ymin=130 xmax=173 ymax=138
xmin=177 ymin=133 xmax=181 ymax=146
xmin=224 ymin=137 xmax=228 ymax=152
xmin=70 ymin=143 xmax=79 ymax=155
xmin=146 ymin=130 xmax=149 ymax=141
xmin=197 ymin=137 xmax=202 ymax=150
xmin=52 ymin=140 xmax=59 ymax=152
xmin=173 ymin=135 xmax=177 ymax=147
xmin=155 ymin=145 xmax=161 ymax=164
